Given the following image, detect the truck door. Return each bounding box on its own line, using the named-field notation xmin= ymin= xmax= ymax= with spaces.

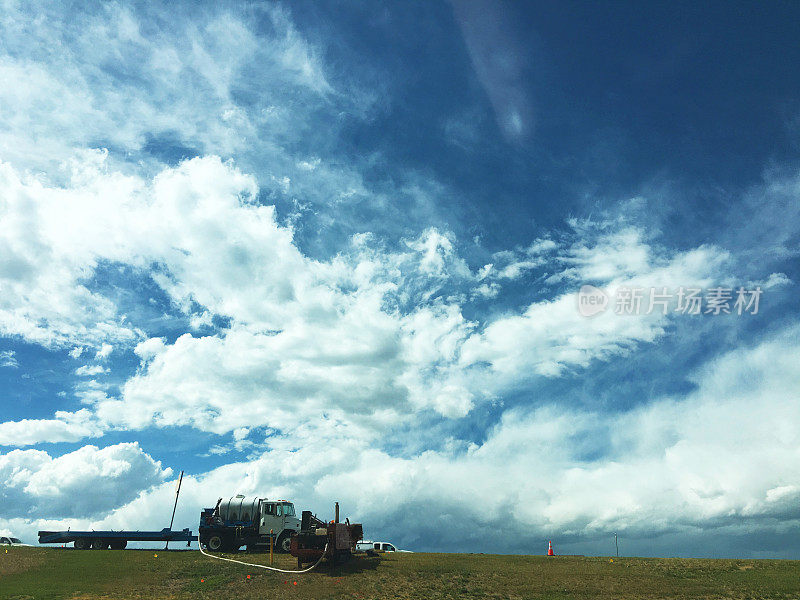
xmin=259 ymin=501 xmax=283 ymax=536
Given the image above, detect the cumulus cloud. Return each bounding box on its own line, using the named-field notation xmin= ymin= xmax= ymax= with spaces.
xmin=94 ymin=344 xmax=113 ymax=361
xmin=134 ymin=337 xmax=167 ymax=361
xmin=0 ymin=409 xmax=104 ymax=447
xmin=71 ymin=326 xmax=796 ymax=552
xmin=0 ymin=140 xmax=777 ymax=553
xmin=0 ymin=442 xmax=169 ymax=518
xmin=26 ymin=325 xmax=791 ymax=553
xmin=0 ymin=146 xmax=739 ymax=445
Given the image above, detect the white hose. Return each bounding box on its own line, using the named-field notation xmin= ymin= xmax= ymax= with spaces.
xmin=198 ymin=539 xmax=329 ymax=574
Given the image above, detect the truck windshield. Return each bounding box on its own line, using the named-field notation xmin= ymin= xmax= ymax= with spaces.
xmin=282 ymin=503 xmax=295 ymax=516
xmin=10 ymin=538 xmax=21 ymax=544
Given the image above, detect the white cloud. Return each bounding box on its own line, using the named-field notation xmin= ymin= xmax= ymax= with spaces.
xmin=0 ymin=157 xmax=143 ymax=348
xmin=408 ymin=228 xmax=451 ymax=275
xmin=0 ymin=442 xmax=168 ymax=518
xmin=0 ymin=3 xmax=335 ymax=176
xmin=0 ymin=147 xmax=741 ymax=446
xmin=95 ymin=343 xmax=113 ymax=360
xmin=0 ymin=350 xmax=18 ymax=368
xmin=459 ymin=225 xmax=729 ymax=380
xmin=36 ymin=326 xmax=793 ymax=552
xmin=483 ymin=237 xmax=558 ymax=281
xmin=0 ymin=409 xmax=104 ymax=447
xmin=3 ymin=326 xmax=796 ymax=551
xmin=762 ymin=272 xmax=791 ymax=288
xmin=134 ymin=337 xmax=167 ymax=361
xmin=75 ymin=364 xmax=107 ymax=376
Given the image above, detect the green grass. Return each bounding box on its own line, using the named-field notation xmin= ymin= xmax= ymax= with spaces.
xmin=1 ymin=547 xmax=799 ymax=599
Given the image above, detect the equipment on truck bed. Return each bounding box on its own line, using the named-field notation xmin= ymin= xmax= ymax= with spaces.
xmin=291 ymin=501 xmax=363 ymax=568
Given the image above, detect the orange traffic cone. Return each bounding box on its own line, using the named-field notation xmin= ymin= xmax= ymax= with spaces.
xmin=547 ymin=541 xmax=554 ymax=556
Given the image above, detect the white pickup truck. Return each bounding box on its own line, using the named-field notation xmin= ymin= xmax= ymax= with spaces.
xmin=356 ymin=540 xmax=411 ymax=553
xmin=0 ymin=536 xmax=31 ymax=547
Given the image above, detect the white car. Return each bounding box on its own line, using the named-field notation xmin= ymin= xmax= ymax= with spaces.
xmin=0 ymin=536 xmax=31 ymax=547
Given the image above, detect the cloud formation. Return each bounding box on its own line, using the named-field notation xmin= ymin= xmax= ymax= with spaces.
xmin=0 ymin=442 xmax=168 ymax=519
xmin=0 ymin=1 xmax=798 ymax=558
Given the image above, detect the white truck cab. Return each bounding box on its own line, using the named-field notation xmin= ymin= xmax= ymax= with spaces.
xmin=258 ymin=499 xmax=301 ymax=540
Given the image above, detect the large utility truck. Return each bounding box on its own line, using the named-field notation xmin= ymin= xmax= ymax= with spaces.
xmin=198 ymin=495 xmax=302 ymax=552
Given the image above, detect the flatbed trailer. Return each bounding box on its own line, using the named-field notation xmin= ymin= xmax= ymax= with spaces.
xmin=38 ymin=527 xmax=197 ymax=549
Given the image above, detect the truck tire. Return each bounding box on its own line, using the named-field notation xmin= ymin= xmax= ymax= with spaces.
xmin=91 ymin=538 xmax=109 ymax=549
xmin=74 ymin=538 xmax=91 ymax=550
xmin=278 ymin=532 xmax=293 ymax=553
xmin=110 ymin=540 xmax=127 ymax=550
xmin=207 ymin=535 xmax=224 ymax=552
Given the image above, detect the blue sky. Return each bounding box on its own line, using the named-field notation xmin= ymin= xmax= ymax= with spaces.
xmin=0 ymin=1 xmax=799 ymax=558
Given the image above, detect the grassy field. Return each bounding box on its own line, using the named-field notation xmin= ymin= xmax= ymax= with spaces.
xmin=1 ymin=547 xmax=799 ymax=600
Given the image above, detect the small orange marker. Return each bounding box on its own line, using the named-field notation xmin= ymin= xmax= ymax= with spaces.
xmin=200 ymin=579 xmax=204 ymax=583
xmin=293 ymin=581 xmax=297 ymax=585
xmin=154 ymin=554 xmax=158 ymax=557
xmin=247 ymin=575 xmax=251 ymax=579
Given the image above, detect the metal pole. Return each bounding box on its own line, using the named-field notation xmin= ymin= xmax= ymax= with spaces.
xmin=270 ymin=529 xmax=274 ymax=565
xmin=165 ymin=470 xmax=184 ymax=550
xmin=614 ymin=533 xmax=619 ymax=557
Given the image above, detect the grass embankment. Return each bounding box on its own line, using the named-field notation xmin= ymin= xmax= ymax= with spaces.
xmin=1 ymin=547 xmax=799 ymax=599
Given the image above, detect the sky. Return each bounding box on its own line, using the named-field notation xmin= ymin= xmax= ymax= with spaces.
xmin=0 ymin=0 xmax=799 ymax=558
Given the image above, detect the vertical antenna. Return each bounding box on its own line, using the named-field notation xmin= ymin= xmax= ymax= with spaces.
xmin=165 ymin=470 xmax=184 ymax=550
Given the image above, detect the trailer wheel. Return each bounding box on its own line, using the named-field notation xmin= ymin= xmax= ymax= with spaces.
xmin=207 ymin=535 xmax=224 ymax=552
xmin=91 ymin=538 xmax=109 ymax=549
xmin=74 ymin=538 xmax=91 ymax=550
xmin=110 ymin=540 xmax=127 ymax=550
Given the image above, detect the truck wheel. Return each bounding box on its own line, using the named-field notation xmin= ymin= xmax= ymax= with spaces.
xmin=74 ymin=538 xmax=91 ymax=550
xmin=278 ymin=532 xmax=293 ymax=553
xmin=91 ymin=539 xmax=109 ymax=549
xmin=207 ymin=535 xmax=224 ymax=552
xmin=110 ymin=540 xmax=127 ymax=550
